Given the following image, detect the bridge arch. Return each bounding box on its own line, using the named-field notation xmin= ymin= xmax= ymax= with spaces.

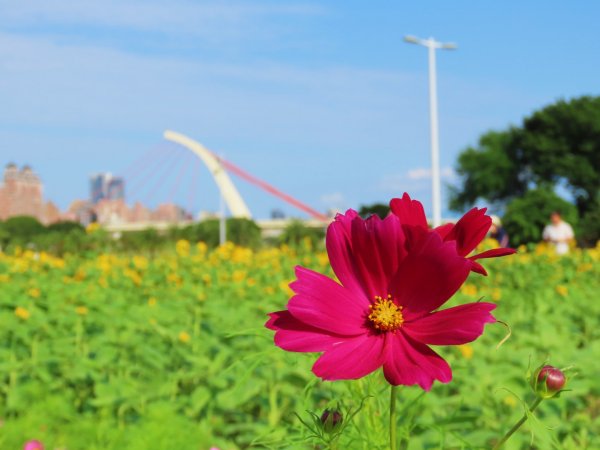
xmin=163 ymin=130 xmax=252 ymax=219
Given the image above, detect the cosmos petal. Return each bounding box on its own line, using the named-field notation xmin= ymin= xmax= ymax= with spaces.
xmin=266 ymin=311 xmax=345 ymax=352
xmin=389 ymin=193 xmax=429 ymax=229
xmin=470 ymin=247 xmax=517 ymax=260
xmin=288 ymin=266 xmax=368 ymax=335
xmin=444 ymin=208 xmax=491 ymax=256
xmin=433 ymin=223 xmax=454 ymax=240
xmin=325 ymin=209 xmax=365 ymax=295
xmin=403 ymin=302 xmax=496 ymax=345
xmin=312 ymin=333 xmax=386 ymax=380
xmin=382 ymin=332 xmax=452 ymax=390
xmin=390 ymin=232 xmax=470 ymax=316
xmin=326 ymin=210 xmax=407 ymax=299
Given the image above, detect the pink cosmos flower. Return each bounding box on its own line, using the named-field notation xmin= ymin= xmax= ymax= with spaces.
xmin=390 ymin=193 xmax=516 ymax=275
xmin=266 ymin=207 xmax=501 ymax=390
xmin=23 ymin=440 xmax=44 ymax=450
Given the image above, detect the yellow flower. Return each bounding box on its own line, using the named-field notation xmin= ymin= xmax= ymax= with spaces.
xmin=28 ymin=287 xmax=41 ymax=298
xmin=86 ymin=222 xmax=101 ymax=233
xmin=317 ymin=252 xmax=329 ymax=268
xmin=576 ymin=263 xmax=593 ymax=273
xmin=124 ymin=269 xmax=142 ymax=286
xmin=167 ymin=273 xmax=182 ymax=286
xmin=15 ymin=306 xmax=30 ymax=320
xmin=491 ymin=288 xmax=501 ymax=302
xmin=503 ymin=395 xmax=517 ymax=407
xmin=132 ymin=255 xmax=148 ymax=270
xmin=75 ymin=306 xmax=89 ymax=316
xmin=460 ymin=283 xmax=478 ymax=297
xmin=555 ymin=285 xmax=568 ymax=297
xmin=178 ymin=331 xmax=191 ymax=343
xmin=148 ymin=297 xmax=157 ymax=307
xmin=457 ymin=344 xmax=473 ymax=359
xmin=232 ymin=270 xmax=246 ymax=283
xmin=196 ymin=241 xmax=208 ymax=254
xmin=73 ymin=269 xmax=86 ymax=281
xmin=197 ymin=292 xmax=207 ymax=302
xmin=176 ymin=239 xmax=191 ymax=257
xmin=279 ymin=280 xmax=294 ymax=296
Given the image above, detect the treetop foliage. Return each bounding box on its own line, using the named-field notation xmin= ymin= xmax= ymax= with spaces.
xmin=450 ymin=95 xmax=600 ymax=245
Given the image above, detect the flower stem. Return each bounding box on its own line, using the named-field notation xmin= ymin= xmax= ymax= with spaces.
xmin=390 ymin=385 xmax=397 ymax=450
xmin=492 ymin=397 xmax=543 ymax=449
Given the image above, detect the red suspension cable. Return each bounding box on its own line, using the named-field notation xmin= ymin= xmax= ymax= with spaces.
xmin=214 ymin=156 xmax=328 ymax=221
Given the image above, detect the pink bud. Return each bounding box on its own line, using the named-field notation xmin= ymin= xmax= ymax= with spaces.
xmin=320 ymin=409 xmax=343 ymax=433
xmin=23 ymin=440 xmax=44 ymax=450
xmin=537 ymin=365 xmax=566 ymax=392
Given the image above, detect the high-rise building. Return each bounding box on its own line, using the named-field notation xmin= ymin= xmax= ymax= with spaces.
xmin=90 ymin=173 xmax=125 ymax=204
xmin=0 ymin=163 xmax=45 ymax=222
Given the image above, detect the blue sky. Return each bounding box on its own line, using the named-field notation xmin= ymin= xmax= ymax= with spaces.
xmin=0 ymin=0 xmax=598 ymax=219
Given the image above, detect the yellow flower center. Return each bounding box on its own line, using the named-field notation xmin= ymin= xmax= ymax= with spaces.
xmin=368 ymin=295 xmax=404 ymax=332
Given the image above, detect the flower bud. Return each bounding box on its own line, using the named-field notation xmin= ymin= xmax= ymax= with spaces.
xmin=320 ymin=409 xmax=343 ymax=433
xmin=531 ymin=365 xmax=566 ymax=399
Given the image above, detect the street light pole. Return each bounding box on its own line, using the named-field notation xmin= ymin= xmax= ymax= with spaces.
xmin=404 ymin=35 xmax=456 ymax=227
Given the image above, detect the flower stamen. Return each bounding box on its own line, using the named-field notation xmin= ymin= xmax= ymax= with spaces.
xmin=368 ymin=294 xmax=404 ymax=332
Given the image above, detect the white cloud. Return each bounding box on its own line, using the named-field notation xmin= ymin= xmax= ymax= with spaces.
xmin=320 ymin=192 xmax=344 ymax=205
xmin=0 ymin=1 xmax=324 ymax=43
xmin=407 ymin=167 xmax=455 ymax=181
xmin=379 ymin=166 xmax=455 ymax=192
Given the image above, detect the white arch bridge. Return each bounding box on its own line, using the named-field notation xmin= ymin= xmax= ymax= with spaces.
xmin=106 ymin=130 xmax=330 ymax=236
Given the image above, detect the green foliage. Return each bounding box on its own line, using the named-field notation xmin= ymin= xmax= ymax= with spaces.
xmin=180 ymin=218 xmax=261 ymax=248
xmin=0 ymin=245 xmax=598 ymax=449
xmin=358 ymin=203 xmax=390 ymax=219
xmin=279 ymin=220 xmax=325 ymax=247
xmin=579 ymin=202 xmax=600 ymax=247
xmin=226 ymin=218 xmax=262 ymax=248
xmin=449 ymin=129 xmax=526 ymax=211
xmin=46 ymin=220 xmax=85 ymax=234
xmin=1 ymin=216 xmax=45 ymax=245
xmin=451 ymin=96 xmax=600 ymax=245
xmin=503 ymin=188 xmax=578 ymax=247
xmin=520 ymin=97 xmax=600 ymax=215
xmin=119 ymin=228 xmax=163 ymax=252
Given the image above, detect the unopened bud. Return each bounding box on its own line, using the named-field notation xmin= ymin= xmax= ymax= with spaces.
xmin=320 ymin=409 xmax=343 ymax=433
xmin=532 ymin=365 xmax=566 ymax=399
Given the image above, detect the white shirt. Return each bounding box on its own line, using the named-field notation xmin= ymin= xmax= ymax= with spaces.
xmin=543 ymin=221 xmax=574 ymax=255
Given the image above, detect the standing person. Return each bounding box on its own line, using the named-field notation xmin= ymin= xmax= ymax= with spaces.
xmin=489 ymin=216 xmax=510 ymax=247
xmin=542 ymin=211 xmax=575 ymax=255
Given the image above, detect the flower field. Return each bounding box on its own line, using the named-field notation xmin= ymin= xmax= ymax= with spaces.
xmin=0 ymin=240 xmax=598 ymax=449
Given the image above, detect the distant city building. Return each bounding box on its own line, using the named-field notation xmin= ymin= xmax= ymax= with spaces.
xmin=90 ymin=173 xmax=125 ymax=204
xmin=270 ymin=208 xmax=285 ymax=219
xmin=0 ymin=163 xmax=58 ymax=224
xmin=65 ymin=200 xmax=96 ymax=226
xmin=84 ymin=198 xmax=191 ymax=226
xmin=152 ymin=203 xmax=191 ymax=222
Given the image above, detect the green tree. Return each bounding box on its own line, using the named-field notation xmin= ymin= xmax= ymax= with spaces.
xmin=2 ymin=216 xmax=45 ymax=245
xmin=503 ymin=188 xmax=578 ymax=247
xmin=451 ymin=96 xmax=600 ymax=244
xmin=279 ymin=220 xmax=325 ymax=248
xmin=358 ymin=203 xmax=390 ymax=219
xmin=47 ymin=220 xmax=85 ymax=234
xmin=182 ymin=218 xmax=261 ymax=248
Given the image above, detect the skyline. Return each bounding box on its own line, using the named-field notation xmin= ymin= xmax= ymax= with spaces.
xmin=1 ymin=1 xmax=598 ymax=218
